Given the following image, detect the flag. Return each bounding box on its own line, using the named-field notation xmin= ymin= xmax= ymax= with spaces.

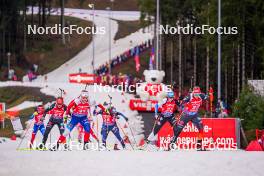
xmin=134 ymin=46 xmax=140 ymax=72
xmin=149 ymin=47 xmax=155 ymax=70
xmin=209 ymin=86 xmax=214 ymax=113
xmin=209 ymin=86 xmax=214 ymax=102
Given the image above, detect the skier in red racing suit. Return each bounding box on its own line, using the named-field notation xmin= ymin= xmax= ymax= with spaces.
xmin=170 ymin=86 xmax=208 ymax=150
xmin=58 ymin=90 xmax=92 ymax=149
xmin=147 ymin=91 xmax=179 ymax=143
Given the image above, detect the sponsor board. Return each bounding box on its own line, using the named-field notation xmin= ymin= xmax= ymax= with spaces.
xmin=129 ymin=99 xmax=159 ymax=111
xmin=158 ymin=118 xmax=240 ymax=150
xmin=11 ymin=116 xmax=23 ymax=134
xmin=69 ymin=73 xmax=95 ymax=84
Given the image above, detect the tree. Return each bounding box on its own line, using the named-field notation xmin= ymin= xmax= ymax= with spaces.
xmin=232 ymin=86 xmax=264 ymax=130
xmin=60 ymin=0 xmax=65 ymax=45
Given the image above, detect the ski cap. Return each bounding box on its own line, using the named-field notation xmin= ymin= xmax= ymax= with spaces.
xmin=193 ymin=86 xmax=201 ymax=94
xmin=56 ymin=97 xmax=64 ymax=107
xmin=37 ymin=105 xmax=44 ymax=114
xmin=81 ymin=90 xmax=89 ymax=98
xmin=80 ymin=90 xmax=89 ymax=102
xmin=110 ymin=107 xmax=117 ymax=114
xmin=167 ymin=91 xmax=174 ymax=98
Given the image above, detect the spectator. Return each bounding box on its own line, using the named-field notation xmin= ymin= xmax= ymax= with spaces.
xmin=95 ymin=40 xmax=153 ymax=76
xmin=12 ymin=74 xmax=17 ymax=81
xmin=216 ymin=99 xmax=229 ymax=118
xmin=8 ymin=69 xmax=15 ymax=80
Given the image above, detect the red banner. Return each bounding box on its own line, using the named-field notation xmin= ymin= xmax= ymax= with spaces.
xmin=69 ymin=73 xmax=95 ymax=84
xmin=0 ymin=102 xmax=6 ymax=122
xmin=129 ymin=99 xmax=158 ymax=111
xmin=0 ymin=103 xmax=5 ymax=112
xmin=158 ymin=118 xmax=240 ymax=150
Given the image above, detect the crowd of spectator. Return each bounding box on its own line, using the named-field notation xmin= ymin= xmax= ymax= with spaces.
xmin=95 ymin=39 xmax=153 ymax=76
xmin=94 ymin=73 xmax=143 ymax=93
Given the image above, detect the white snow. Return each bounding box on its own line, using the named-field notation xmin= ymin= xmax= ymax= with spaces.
xmin=0 ymin=138 xmax=263 ymax=176
xmin=248 ymin=80 xmax=264 ymax=96
xmin=7 ymin=101 xmax=42 ymax=112
xmin=0 ymin=81 xmax=144 ymax=148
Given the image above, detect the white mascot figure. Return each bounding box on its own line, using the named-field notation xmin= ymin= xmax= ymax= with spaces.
xmin=136 ymin=70 xmax=168 ymax=102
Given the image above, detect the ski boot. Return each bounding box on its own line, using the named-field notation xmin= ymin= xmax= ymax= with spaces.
xmin=100 ymin=142 xmax=110 ymax=151
xmin=196 ymin=139 xmax=206 ymax=151
xmin=49 ymin=143 xmax=60 ymax=151
xmin=83 ymin=141 xmax=90 ymax=150
xmin=114 ymin=144 xmax=120 ymax=150
xmin=37 ymin=143 xmax=47 ymax=150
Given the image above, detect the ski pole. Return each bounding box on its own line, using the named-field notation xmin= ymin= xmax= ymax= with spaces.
xmin=108 ymin=95 xmax=112 ymax=107
xmin=49 ymin=132 xmax=52 ymax=144
xmin=84 ymin=84 xmax=88 ymax=90
xmin=16 ymin=119 xmax=35 ymax=150
xmin=126 ymin=122 xmax=137 ymax=145
xmin=89 ymin=106 xmax=99 ymax=145
xmin=93 ymin=105 xmax=100 ymax=146
xmin=151 ymin=114 xmax=160 ymax=133
xmin=116 ymin=121 xmax=134 ymax=150
xmin=171 ymin=111 xmax=183 ymax=129
xmin=96 ymin=115 xmax=99 ymax=143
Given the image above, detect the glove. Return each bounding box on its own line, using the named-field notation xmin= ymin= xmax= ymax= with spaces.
xmin=93 ymin=110 xmax=97 ymax=116
xmin=40 ymin=116 xmax=45 ymax=122
xmin=63 ymin=115 xmax=69 ymax=124
xmin=33 ymin=112 xmax=38 ymax=116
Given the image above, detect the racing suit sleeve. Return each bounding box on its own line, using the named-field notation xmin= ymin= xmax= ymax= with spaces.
xmin=182 ymin=94 xmax=191 ymax=104
xmin=63 ymin=104 xmax=67 ymax=111
xmin=66 ymin=100 xmax=76 ymax=115
xmin=93 ymin=109 xmax=103 ymax=116
xmin=200 ymin=93 xmax=209 ymax=100
xmin=178 ymin=95 xmax=191 ymax=111
xmin=116 ymin=112 xmax=128 ymax=121
xmin=97 ymin=104 xmax=106 ymax=111
xmin=29 ymin=113 xmax=35 ymax=120
xmin=43 ymin=103 xmax=55 ymax=116
xmin=154 ymin=103 xmax=159 ymax=116
xmin=155 ymin=98 xmax=167 ymax=116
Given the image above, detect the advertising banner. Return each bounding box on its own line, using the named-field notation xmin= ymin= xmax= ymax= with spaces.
xmin=129 ymin=99 xmax=158 ymax=111
xmin=0 ymin=102 xmax=6 ymax=123
xmin=69 ymin=73 xmax=95 ymax=84
xmin=10 ymin=116 xmax=23 ymax=135
xmin=157 ymin=118 xmax=240 ymax=150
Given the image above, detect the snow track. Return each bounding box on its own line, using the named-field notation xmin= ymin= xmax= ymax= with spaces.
xmin=0 ymin=139 xmax=263 ymax=176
